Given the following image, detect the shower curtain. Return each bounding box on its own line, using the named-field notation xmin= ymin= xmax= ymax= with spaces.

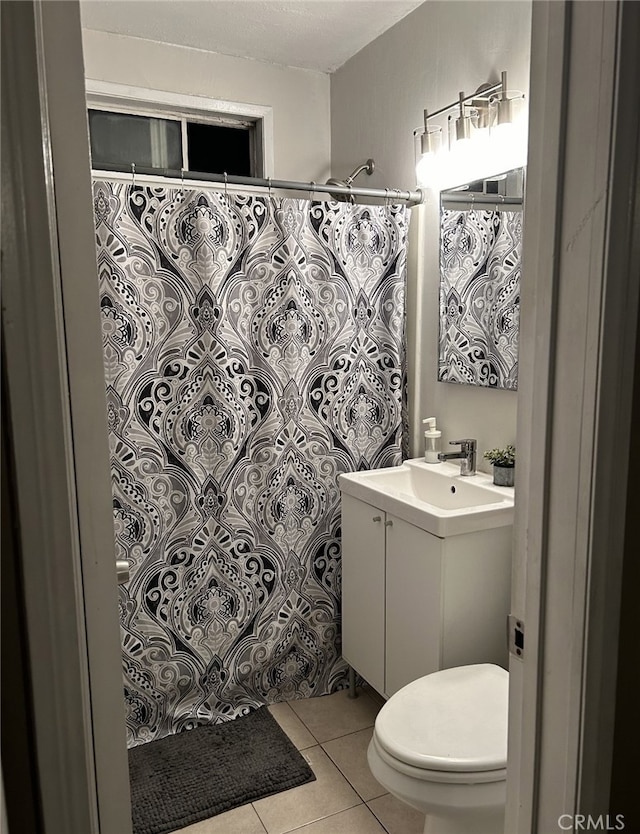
xmin=93 ymin=182 xmax=409 ymax=746
xmin=438 ymin=208 xmax=521 ymax=389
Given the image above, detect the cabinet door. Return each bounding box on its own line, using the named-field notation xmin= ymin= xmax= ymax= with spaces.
xmin=341 ymin=494 xmax=385 ymax=693
xmin=385 ymin=516 xmax=442 ymax=697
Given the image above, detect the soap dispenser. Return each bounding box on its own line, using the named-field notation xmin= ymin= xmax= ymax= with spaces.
xmin=423 ymin=417 xmax=442 ymax=464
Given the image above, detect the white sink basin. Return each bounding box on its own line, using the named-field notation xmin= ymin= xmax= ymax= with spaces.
xmin=339 ymin=458 xmax=514 ymax=537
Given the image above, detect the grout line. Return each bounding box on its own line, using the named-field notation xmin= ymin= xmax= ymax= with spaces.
xmin=300 ymin=743 xmax=321 ymax=767
xmin=283 ymin=718 xmax=383 ymax=805
xmin=278 ymin=800 xmax=366 ymax=834
xmin=320 ymin=733 xmax=387 ymax=804
xmin=365 ymin=799 xmax=394 ymax=834
xmin=268 ymin=703 xmax=317 ymax=751
xmin=320 ymin=725 xmax=375 ymax=745
xmin=250 ymin=802 xmax=270 ymax=834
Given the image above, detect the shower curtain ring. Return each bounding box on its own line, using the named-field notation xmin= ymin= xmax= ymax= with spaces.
xmin=268 ymin=177 xmax=272 ymax=198
xmin=180 ymin=168 xmax=185 ymax=198
xmin=131 ymin=162 xmax=136 ymax=188
xmin=223 ymin=172 xmax=228 ymax=201
xmin=309 ymin=181 xmax=316 ymax=202
xmin=384 ymin=188 xmax=390 ymax=208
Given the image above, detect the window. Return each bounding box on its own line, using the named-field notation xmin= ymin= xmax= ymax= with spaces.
xmin=88 ymin=107 xmax=260 ymax=178
xmin=186 ymin=122 xmax=252 ymax=177
xmin=88 ymin=110 xmax=182 ymax=171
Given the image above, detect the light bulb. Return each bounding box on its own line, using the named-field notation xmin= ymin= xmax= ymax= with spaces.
xmin=492 ymin=120 xmax=515 ymax=143
xmin=415 ymin=123 xmax=443 ymax=189
xmin=416 ymin=151 xmax=440 ymax=189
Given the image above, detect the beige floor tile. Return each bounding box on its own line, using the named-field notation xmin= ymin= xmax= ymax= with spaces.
xmin=322 ymin=727 xmax=386 ymax=801
xmin=288 ymin=688 xmax=380 ymax=743
xmin=252 ymin=745 xmax=360 ymax=834
xmin=284 ymin=803 xmax=387 ymax=834
xmin=367 ymin=793 xmax=425 ymax=834
xmin=172 ymin=802 xmax=267 ymax=834
xmin=269 ymin=702 xmax=317 ymax=750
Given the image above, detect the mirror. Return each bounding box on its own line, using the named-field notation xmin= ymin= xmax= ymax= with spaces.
xmin=438 ymin=168 xmax=524 ymax=390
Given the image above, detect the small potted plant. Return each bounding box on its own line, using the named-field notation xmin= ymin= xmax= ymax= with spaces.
xmin=483 ymin=445 xmax=516 ymax=487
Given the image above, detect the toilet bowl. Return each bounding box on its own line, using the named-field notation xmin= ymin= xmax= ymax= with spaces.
xmin=367 ymin=664 xmax=508 ymax=834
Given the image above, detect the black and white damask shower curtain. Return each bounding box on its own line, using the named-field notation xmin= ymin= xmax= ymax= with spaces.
xmin=439 ymin=208 xmax=521 ymax=389
xmin=93 ymin=182 xmax=408 ymax=746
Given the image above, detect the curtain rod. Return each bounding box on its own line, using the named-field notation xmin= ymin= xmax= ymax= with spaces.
xmin=95 ymin=164 xmax=425 ymax=206
xmin=441 ymin=193 xmax=523 ymax=205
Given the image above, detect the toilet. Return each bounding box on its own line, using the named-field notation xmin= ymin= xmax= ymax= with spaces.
xmin=367 ymin=664 xmax=508 ymax=834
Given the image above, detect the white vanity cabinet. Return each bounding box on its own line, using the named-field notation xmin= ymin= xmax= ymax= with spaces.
xmin=341 ymin=492 xmax=512 ymax=698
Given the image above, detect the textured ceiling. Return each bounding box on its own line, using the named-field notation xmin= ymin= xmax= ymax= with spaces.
xmin=80 ymin=0 xmax=427 ymax=73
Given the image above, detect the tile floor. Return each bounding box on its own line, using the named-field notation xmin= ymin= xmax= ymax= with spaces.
xmin=173 ymin=686 xmax=424 ymax=834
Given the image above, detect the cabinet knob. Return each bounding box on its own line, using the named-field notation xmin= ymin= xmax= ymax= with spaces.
xmin=384 ymin=519 xmax=393 ymax=527
xmin=372 ymin=515 xmax=382 ymax=522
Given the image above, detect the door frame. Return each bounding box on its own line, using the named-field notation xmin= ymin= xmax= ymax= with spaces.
xmin=507 ymin=1 xmax=640 ymax=831
xmin=1 ymin=2 xmax=132 ymax=832
xmin=2 ymin=1 xmax=638 ymax=832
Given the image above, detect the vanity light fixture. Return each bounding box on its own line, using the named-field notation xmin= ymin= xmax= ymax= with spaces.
xmin=454 ymin=91 xmax=472 ymax=146
xmin=415 ymin=113 xmax=443 ymax=187
xmin=496 ymin=70 xmax=515 ymax=127
xmin=490 ymin=70 xmax=525 ymax=149
xmin=414 ymin=71 xmax=526 ymax=190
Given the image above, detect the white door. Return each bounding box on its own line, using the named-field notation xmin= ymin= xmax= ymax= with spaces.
xmin=385 ymin=515 xmax=442 ymax=697
xmin=341 ymin=494 xmax=387 ymax=693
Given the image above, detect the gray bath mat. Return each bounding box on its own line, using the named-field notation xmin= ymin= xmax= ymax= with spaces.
xmin=128 ymin=706 xmax=316 ymax=834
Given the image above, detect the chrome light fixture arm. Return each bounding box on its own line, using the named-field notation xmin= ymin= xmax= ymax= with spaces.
xmin=414 ymin=71 xmax=526 ymax=189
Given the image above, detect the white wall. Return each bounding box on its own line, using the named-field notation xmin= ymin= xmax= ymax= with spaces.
xmin=331 ymin=1 xmax=532 ymax=467
xmin=81 ymin=29 xmax=331 ymax=183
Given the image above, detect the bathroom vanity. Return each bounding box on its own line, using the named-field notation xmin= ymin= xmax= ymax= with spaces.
xmin=339 ymin=460 xmax=514 ymax=698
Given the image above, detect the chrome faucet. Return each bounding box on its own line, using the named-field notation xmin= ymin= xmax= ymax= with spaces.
xmin=438 ymin=439 xmax=477 ymax=476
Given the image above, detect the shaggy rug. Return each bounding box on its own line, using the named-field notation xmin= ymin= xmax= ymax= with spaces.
xmin=128 ymin=706 xmax=315 ymax=834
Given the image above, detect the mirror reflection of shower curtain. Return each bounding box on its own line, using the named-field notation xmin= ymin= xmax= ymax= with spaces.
xmin=93 ymin=182 xmax=409 ymax=746
xmin=439 ymin=208 xmax=521 ymax=389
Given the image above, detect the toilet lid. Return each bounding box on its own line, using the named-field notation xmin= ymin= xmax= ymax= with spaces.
xmin=375 ymin=664 xmax=508 ymax=772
